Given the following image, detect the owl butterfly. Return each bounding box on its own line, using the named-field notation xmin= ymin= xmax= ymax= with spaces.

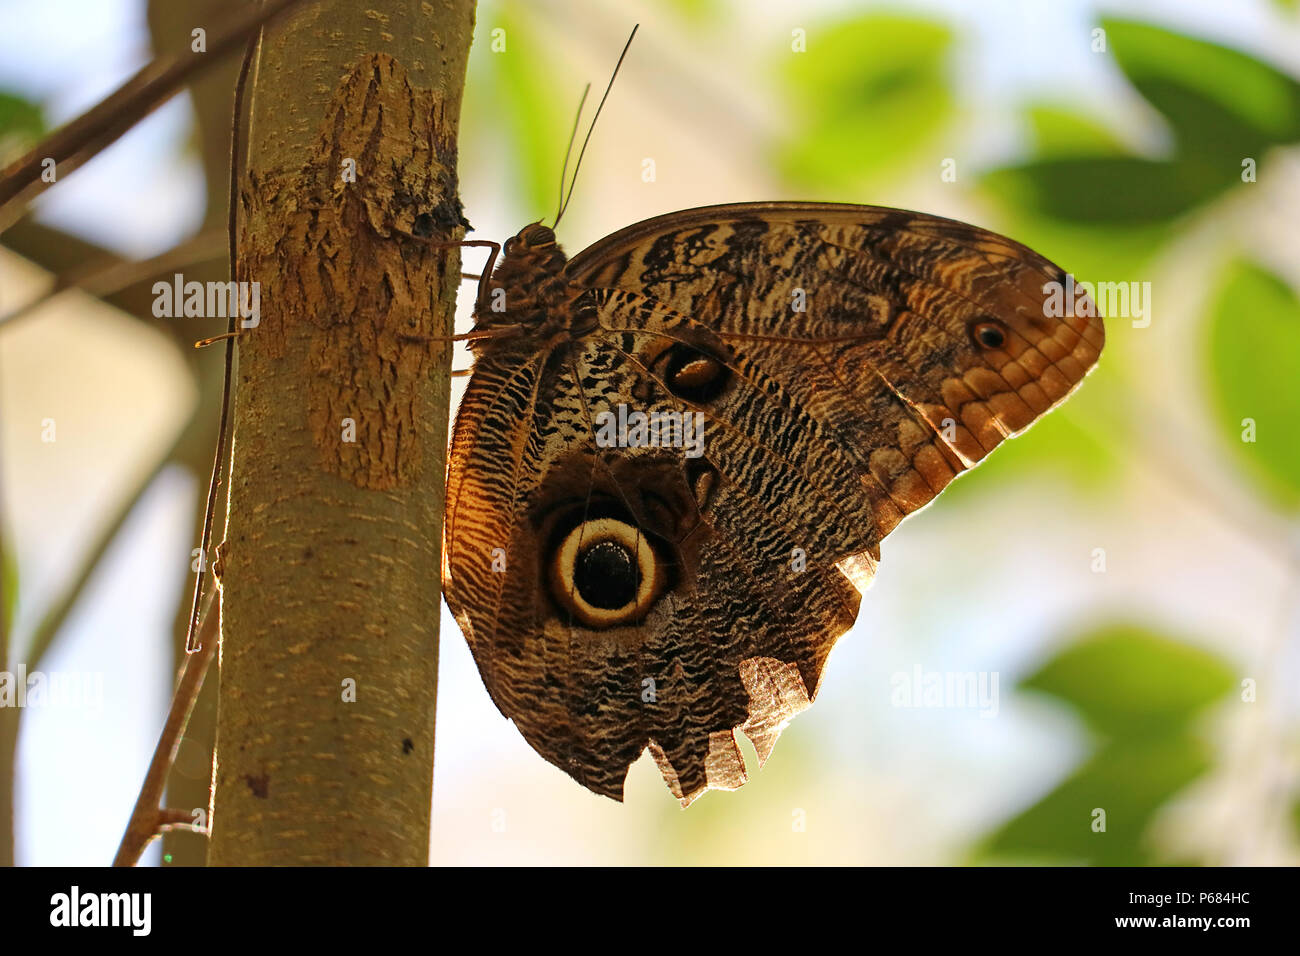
xmin=442 ymin=201 xmax=1102 ymax=805
xmin=441 ymin=45 xmax=1102 ymax=808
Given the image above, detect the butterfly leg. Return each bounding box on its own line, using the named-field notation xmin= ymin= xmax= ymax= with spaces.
xmin=408 ymin=236 xmax=501 ymax=315
xmin=193 ymin=331 xmax=242 ymax=348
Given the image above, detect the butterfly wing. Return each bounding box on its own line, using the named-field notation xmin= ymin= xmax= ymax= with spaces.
xmin=569 ymin=202 xmax=1104 ymax=531
xmin=444 ymin=203 xmax=1102 ymax=805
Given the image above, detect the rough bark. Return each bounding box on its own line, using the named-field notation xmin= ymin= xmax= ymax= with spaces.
xmin=208 ymin=0 xmax=474 ymax=866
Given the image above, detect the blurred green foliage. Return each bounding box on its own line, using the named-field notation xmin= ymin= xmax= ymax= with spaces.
xmin=973 ymin=19 xmax=1300 ymax=520
xmin=980 ymin=625 xmax=1235 ymax=865
xmin=1024 ymin=104 xmax=1128 ymax=158
xmin=972 ymin=19 xmax=1297 ymax=865
xmin=0 ymin=528 xmax=15 ymax=647
xmin=1107 ymin=19 xmax=1300 ymax=158
xmin=470 ymin=1 xmax=574 ymax=222
xmin=0 ymin=90 xmax=44 ymax=165
xmin=984 ymin=20 xmax=1300 ymax=229
xmin=1207 ymin=261 xmax=1300 ymax=511
xmin=770 ymin=11 xmax=1292 ymax=864
xmin=987 ymin=156 xmax=1227 ymax=224
xmin=778 ymin=15 xmax=954 ymax=191
xmin=0 ymin=88 xmax=39 ymax=645
xmin=1022 ymin=626 xmax=1235 ymax=738
xmin=662 ymin=0 xmax=719 ymax=26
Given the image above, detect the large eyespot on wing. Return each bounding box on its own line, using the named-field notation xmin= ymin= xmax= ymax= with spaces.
xmin=444 ymin=320 xmax=874 ymax=807
xmin=563 ymin=307 xmax=878 ymax=805
xmin=547 ymin=516 xmax=667 ymax=627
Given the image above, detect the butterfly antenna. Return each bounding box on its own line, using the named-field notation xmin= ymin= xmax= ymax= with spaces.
xmin=554 ymin=23 xmax=639 ymax=228
xmin=554 ymin=83 xmax=591 ymax=226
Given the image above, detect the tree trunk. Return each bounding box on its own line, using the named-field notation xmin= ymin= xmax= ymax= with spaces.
xmin=208 ymin=0 xmax=474 ymax=866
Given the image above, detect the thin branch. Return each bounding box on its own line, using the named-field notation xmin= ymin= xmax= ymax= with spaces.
xmin=0 ymin=0 xmax=313 ymax=231
xmin=184 ymin=30 xmax=258 ymax=654
xmin=157 ymin=807 xmax=206 ymax=834
xmin=0 ymin=227 xmax=226 ymax=331
xmin=113 ymin=594 xmax=218 ymax=867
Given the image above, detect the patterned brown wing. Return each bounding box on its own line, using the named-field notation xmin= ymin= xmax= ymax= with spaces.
xmin=443 ymin=202 xmax=1102 ymax=805
xmin=445 ymin=294 xmax=885 ymax=804
xmin=571 ymin=202 xmax=1103 ymax=533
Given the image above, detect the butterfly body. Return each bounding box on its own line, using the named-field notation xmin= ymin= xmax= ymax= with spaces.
xmin=444 ymin=202 xmax=1103 ymax=805
xmin=469 ymin=222 xmax=583 ymax=344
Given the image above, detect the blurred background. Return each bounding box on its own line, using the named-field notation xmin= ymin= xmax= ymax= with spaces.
xmin=1 ymin=0 xmax=1297 ymax=866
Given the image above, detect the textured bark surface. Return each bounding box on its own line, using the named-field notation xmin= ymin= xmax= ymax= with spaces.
xmin=209 ymin=0 xmax=474 ymax=866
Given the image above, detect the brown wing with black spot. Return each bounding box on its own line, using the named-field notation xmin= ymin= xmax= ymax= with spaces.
xmin=570 ymin=203 xmax=1103 ymax=535
xmin=442 ymin=203 xmax=1102 ymax=806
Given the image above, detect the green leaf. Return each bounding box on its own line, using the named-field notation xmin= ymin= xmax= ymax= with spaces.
xmin=983 ymin=736 xmax=1211 ymax=865
xmin=1205 ymin=261 xmax=1300 ymax=510
xmin=980 ymin=156 xmax=1230 ymax=224
xmin=664 ymin=0 xmax=721 ymax=24
xmin=473 ymin=3 xmax=575 ymax=221
xmin=0 ymin=90 xmax=44 ymax=165
xmin=1103 ymin=19 xmax=1300 ymax=158
xmin=0 ymin=91 xmax=42 ymax=137
xmin=776 ymin=15 xmax=954 ymax=190
xmin=1023 ymin=103 xmax=1128 ymax=158
xmin=978 ymin=624 xmax=1235 ymax=865
xmin=1022 ymin=624 xmax=1235 ymax=738
xmin=984 ymin=26 xmax=1300 ymax=227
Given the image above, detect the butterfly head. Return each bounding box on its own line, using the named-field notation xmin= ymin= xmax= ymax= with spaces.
xmin=482 ymin=221 xmax=571 ymax=301
xmin=502 ymin=222 xmax=567 ymax=271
